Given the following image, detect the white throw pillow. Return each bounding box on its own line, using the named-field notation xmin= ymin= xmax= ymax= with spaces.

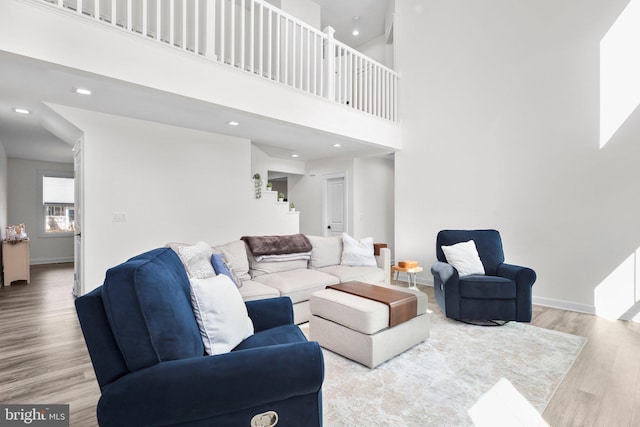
xmin=441 ymin=240 xmax=485 ymax=277
xmin=307 ymin=235 xmax=343 ymax=268
xmin=341 ymin=233 xmax=377 ymax=267
xmin=189 ymin=275 xmax=254 ymax=355
xmin=177 ymin=241 xmax=215 ymax=279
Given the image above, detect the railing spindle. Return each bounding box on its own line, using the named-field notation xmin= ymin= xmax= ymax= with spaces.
xmin=183 ymin=0 xmax=188 ymax=49
xmin=284 ymin=19 xmax=289 ymax=85
xmin=307 ymin=28 xmax=311 ymax=92
xmin=193 ymin=0 xmax=199 ymax=53
xmin=220 ymin=0 xmax=225 ymax=63
xmin=168 ymin=0 xmax=174 ymax=45
xmin=292 ymin=23 xmax=296 ymax=89
xmin=258 ymin=2 xmax=263 ymax=76
xmin=267 ymin=8 xmax=272 ymax=79
xmin=126 ymin=0 xmax=132 ymax=30
xmin=240 ymin=0 xmax=245 ymax=70
xmin=312 ymin=33 xmax=317 ymax=95
xmin=275 ymin=14 xmax=281 ymax=82
xmin=142 ymin=0 xmax=147 ymax=36
xmin=249 ymin=0 xmax=254 ymax=72
xmin=230 ymin=0 xmax=235 ymax=66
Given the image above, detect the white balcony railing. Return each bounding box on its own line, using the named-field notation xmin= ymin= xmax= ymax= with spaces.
xmin=42 ymin=0 xmax=399 ymax=121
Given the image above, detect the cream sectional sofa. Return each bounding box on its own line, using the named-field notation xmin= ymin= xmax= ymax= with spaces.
xmin=207 ymin=235 xmax=391 ymax=324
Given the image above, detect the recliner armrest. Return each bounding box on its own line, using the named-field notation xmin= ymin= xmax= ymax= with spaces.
xmin=496 ymin=263 xmax=536 ymax=287
xmin=431 ymin=261 xmax=458 ymax=286
xmin=97 ymin=341 xmax=324 ymax=427
xmin=245 ymin=297 xmax=294 ymax=332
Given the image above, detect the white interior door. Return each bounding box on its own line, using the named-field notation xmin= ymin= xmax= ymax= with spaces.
xmin=73 ymin=139 xmax=84 ymax=297
xmin=324 ymin=176 xmax=345 ymax=236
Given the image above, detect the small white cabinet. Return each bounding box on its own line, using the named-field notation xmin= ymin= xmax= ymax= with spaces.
xmin=2 ymin=239 xmax=30 ymax=286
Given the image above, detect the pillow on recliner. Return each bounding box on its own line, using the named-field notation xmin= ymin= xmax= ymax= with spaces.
xmin=441 ymin=240 xmax=485 ymax=277
xmin=190 ymin=274 xmax=254 ymax=355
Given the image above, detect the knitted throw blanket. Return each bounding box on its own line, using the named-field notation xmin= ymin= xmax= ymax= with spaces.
xmin=241 ymin=234 xmax=312 ymax=257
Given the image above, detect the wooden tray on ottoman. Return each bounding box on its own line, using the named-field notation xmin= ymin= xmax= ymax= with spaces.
xmin=327 ymin=281 xmax=417 ymax=327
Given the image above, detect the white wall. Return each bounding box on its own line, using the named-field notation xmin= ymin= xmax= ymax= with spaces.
xmin=7 ymin=158 xmax=74 ymax=264
xmin=0 ymin=140 xmax=7 ymax=241
xmin=51 ymin=106 xmax=299 ymax=294
xmin=251 ymin=144 xmax=305 ymax=183
xmin=353 ymin=156 xmax=395 ymax=257
xmin=280 ymin=0 xmax=321 ymax=30
xmin=395 ymin=0 xmax=640 ymax=318
xmin=267 ymin=0 xmax=321 ymax=29
xmin=292 ymin=155 xmax=394 ymax=255
xmin=358 ymin=35 xmax=387 ymax=67
xmin=294 ymin=156 xmax=353 ymax=237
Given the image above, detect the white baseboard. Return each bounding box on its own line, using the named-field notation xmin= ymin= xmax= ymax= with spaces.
xmin=30 ymin=257 xmax=74 ymax=265
xmin=532 ymin=296 xmax=596 ymax=315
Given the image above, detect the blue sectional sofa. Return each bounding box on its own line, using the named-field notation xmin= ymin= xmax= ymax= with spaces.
xmin=75 ymin=247 xmax=324 ymax=427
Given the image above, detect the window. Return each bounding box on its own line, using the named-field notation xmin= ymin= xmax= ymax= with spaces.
xmin=40 ymin=173 xmax=75 ymax=235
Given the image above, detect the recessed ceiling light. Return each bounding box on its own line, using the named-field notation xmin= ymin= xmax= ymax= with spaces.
xmin=352 ymin=16 xmax=360 ymax=22
xmin=291 ymin=154 xmax=299 ymax=158
xmin=13 ymin=108 xmax=31 ymax=115
xmin=227 ymin=121 xmax=240 ymax=126
xmin=74 ymin=87 xmax=92 ymax=95
xmin=332 ymin=143 xmax=342 ymax=148
xmin=352 ymin=29 xmax=360 ymax=36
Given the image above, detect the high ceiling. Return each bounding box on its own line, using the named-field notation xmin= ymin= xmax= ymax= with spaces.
xmin=315 ymin=0 xmax=390 ymax=48
xmin=0 ymin=0 xmax=390 ymax=164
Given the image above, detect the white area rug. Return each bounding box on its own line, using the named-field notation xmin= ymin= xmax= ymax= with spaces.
xmin=303 ymin=300 xmax=586 ymax=427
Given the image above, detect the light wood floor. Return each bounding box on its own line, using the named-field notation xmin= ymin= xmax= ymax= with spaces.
xmin=1 ymin=264 xmax=639 ymax=426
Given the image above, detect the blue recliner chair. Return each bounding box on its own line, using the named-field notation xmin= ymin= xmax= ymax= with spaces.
xmin=75 ymin=247 xmax=324 ymax=427
xmin=431 ymin=230 xmax=536 ymax=323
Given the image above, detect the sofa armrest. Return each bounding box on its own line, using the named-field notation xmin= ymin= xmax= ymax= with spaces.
xmin=97 ymin=341 xmax=324 ymax=427
xmin=375 ymin=247 xmax=391 ymax=284
xmin=245 ymin=297 xmax=294 ymax=332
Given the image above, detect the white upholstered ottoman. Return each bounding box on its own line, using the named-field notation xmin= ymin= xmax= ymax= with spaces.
xmin=309 ymin=282 xmax=429 ymax=368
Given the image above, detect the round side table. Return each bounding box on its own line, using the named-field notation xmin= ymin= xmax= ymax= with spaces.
xmin=392 ymin=265 xmax=423 ymax=290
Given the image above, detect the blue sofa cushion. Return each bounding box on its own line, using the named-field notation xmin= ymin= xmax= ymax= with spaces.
xmin=459 ymin=275 xmax=516 ymax=299
xmin=101 ymin=247 xmax=204 ymax=372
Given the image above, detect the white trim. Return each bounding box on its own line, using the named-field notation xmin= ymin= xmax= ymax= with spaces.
xmin=31 ymin=256 xmax=74 ymax=265
xmin=532 ymin=296 xmax=596 ymax=315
